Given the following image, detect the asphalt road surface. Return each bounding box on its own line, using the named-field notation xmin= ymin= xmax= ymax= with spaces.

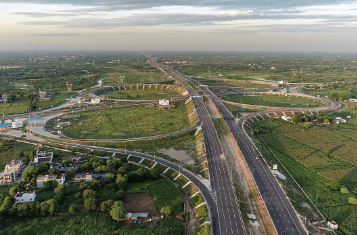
xmin=149 ymin=58 xmax=246 ymax=235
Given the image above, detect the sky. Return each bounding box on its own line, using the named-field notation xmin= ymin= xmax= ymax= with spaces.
xmin=0 ymin=0 xmax=357 ymax=52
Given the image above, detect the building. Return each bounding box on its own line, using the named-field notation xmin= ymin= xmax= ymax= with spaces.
xmin=34 ymin=151 xmax=54 ymax=166
xmin=0 ymin=94 xmax=7 ymax=103
xmin=126 ymin=212 xmax=149 ymax=221
xmin=335 ymin=117 xmax=346 ymax=124
xmin=281 ymin=115 xmax=291 ymax=122
xmin=159 ymin=99 xmax=170 ymax=107
xmin=15 ymin=191 xmax=36 ymax=203
xmin=74 ymin=173 xmax=93 ymax=182
xmin=27 ymin=117 xmax=46 ymax=126
xmin=0 ymin=160 xmax=22 ymax=184
xmin=91 ymin=97 xmax=101 ymax=104
xmin=348 ymin=98 xmax=357 ymax=103
xmin=0 ymin=123 xmax=12 ymax=132
xmin=327 ymin=221 xmax=339 ymax=230
xmin=12 ymin=121 xmax=23 ymax=128
xmin=36 ymin=174 xmax=65 ymax=188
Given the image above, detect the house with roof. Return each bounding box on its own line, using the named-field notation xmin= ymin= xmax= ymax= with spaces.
xmin=0 ymin=160 xmax=23 ymax=184
xmin=74 ymin=173 xmax=93 ymax=182
xmin=27 ymin=117 xmax=46 ymax=126
xmin=34 ymin=151 xmax=54 ymax=166
xmin=0 ymin=123 xmax=12 ymax=132
xmin=15 ymin=191 xmax=36 ymax=203
xmin=159 ymin=99 xmax=170 ymax=107
xmin=126 ymin=212 xmax=149 ymax=222
xmin=36 ymin=174 xmax=65 ymax=188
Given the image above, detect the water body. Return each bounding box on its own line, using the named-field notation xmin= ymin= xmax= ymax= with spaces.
xmin=159 ymin=148 xmax=194 ymax=165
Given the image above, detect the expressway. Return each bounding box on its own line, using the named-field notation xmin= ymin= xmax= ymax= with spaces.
xmin=150 ymin=57 xmax=342 ymax=234
xmin=149 ymin=58 xmax=246 ymax=235
xmin=198 ymin=85 xmax=340 ymax=234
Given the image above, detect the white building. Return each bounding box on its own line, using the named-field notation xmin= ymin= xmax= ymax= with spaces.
xmin=335 ymin=117 xmax=347 ymax=124
xmin=12 ymin=121 xmax=23 ymax=128
xmin=36 ymin=174 xmax=65 ymax=188
xmin=348 ymin=98 xmax=357 ymax=103
xmin=281 ymin=115 xmax=291 ymax=122
xmin=34 ymin=151 xmax=54 ymax=166
xmin=15 ymin=191 xmax=36 ymax=203
xmin=327 ymin=221 xmax=339 ymax=230
xmin=159 ymin=99 xmax=170 ymax=107
xmin=91 ymin=97 xmax=101 ymax=104
xmin=74 ymin=173 xmax=93 ymax=182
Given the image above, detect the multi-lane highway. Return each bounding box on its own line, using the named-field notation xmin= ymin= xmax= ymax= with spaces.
xmin=150 ymin=57 xmax=342 ymax=235
xmin=149 ymin=58 xmax=246 ymax=235
xmin=197 ymin=85 xmax=340 ymax=234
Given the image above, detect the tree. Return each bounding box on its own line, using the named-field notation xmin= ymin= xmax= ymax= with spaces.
xmin=116 ymin=174 xmax=127 ymax=189
xmin=83 ymin=189 xmax=96 ymax=199
xmin=47 ymin=199 xmax=58 ymax=215
xmin=101 ymin=199 xmax=114 ymax=212
xmin=0 ymin=196 xmax=14 ymax=214
xmin=9 ymin=185 xmax=19 ymax=197
xmin=22 ymin=166 xmax=38 ymax=182
xmin=84 ymin=198 xmax=96 ymax=211
xmin=150 ymin=167 xmax=160 ymax=179
xmin=110 ymin=201 xmax=126 ymax=221
xmin=291 ymin=115 xmax=301 ymax=124
xmin=160 ymin=206 xmax=172 ymax=217
xmin=44 ymin=180 xmax=58 ymax=190
xmin=68 ymin=204 xmax=78 ymax=214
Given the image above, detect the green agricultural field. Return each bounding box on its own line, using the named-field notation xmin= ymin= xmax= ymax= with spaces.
xmin=105 ymin=89 xmax=182 ymax=100
xmin=102 ymin=61 xmax=168 ymax=85
xmin=251 ymin=104 xmax=357 ymax=234
xmin=0 ymin=99 xmax=30 ymax=115
xmin=223 ymin=94 xmax=323 ymax=108
xmin=201 ymin=79 xmax=271 ymax=88
xmin=61 ymin=104 xmax=190 ymax=139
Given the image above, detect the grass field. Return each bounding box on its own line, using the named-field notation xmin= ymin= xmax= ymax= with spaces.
xmin=252 ymin=104 xmax=357 ymax=234
xmin=223 ymin=94 xmax=323 ymax=108
xmin=0 ymin=92 xmax=75 ymax=114
xmin=61 ymin=104 xmax=190 ymax=139
xmin=149 ymin=179 xmax=184 ymax=214
xmin=201 ymin=79 xmax=271 ymax=88
xmin=106 ymin=89 xmax=182 ymax=100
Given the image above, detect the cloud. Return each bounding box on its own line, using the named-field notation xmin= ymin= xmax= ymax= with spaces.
xmin=29 ymin=33 xmax=78 ymax=36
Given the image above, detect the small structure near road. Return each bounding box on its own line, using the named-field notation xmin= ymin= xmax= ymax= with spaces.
xmin=327 ymin=221 xmax=339 ymax=230
xmin=27 ymin=117 xmax=46 ymax=126
xmin=271 ymin=170 xmax=286 ymax=181
xmin=126 ymin=212 xmax=149 ymax=222
xmin=159 ymin=99 xmax=170 ymax=107
xmin=15 ymin=191 xmax=36 ymax=203
xmin=91 ymin=97 xmax=101 ymax=104
xmin=334 ymin=117 xmax=346 ymax=124
xmin=74 ymin=173 xmax=93 ymax=182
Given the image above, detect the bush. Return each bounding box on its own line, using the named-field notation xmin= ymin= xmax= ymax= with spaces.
xmin=110 ymin=201 xmax=126 ymax=221
xmin=83 ymin=189 xmax=96 ymax=199
xmin=101 ymin=199 xmax=114 ymax=212
xmin=84 ymin=198 xmax=96 ymax=211
xmin=160 ymin=206 xmax=172 ymax=217
xmin=68 ymin=204 xmax=78 ymax=214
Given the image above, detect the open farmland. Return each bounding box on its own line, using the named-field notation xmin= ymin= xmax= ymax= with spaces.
xmin=61 ymin=104 xmax=191 ymax=139
xmin=251 ymin=103 xmax=357 ymax=234
xmin=222 ymin=94 xmax=323 ymax=108
xmin=102 ymin=59 xmax=168 ymax=85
